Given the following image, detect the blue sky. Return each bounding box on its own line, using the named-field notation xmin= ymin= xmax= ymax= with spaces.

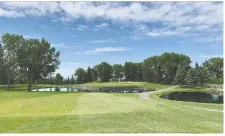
xmin=0 ymin=1 xmax=223 ymax=77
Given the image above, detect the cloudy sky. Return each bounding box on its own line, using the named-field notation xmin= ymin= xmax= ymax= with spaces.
xmin=0 ymin=1 xmax=223 ymax=77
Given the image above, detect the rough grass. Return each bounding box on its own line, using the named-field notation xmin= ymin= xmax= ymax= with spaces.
xmin=0 ymin=83 xmax=223 ymax=133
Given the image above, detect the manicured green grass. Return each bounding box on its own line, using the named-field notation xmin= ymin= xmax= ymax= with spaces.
xmin=0 ymin=83 xmax=223 ymax=133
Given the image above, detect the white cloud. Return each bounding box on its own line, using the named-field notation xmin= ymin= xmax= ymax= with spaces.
xmin=96 ymin=23 xmax=109 ymax=28
xmin=23 ymin=35 xmax=41 ymax=39
xmin=76 ymin=25 xmax=88 ymax=31
xmin=0 ymin=2 xmax=60 ymax=17
xmin=64 ymin=27 xmax=75 ymax=31
xmin=40 ymin=25 xmax=46 ymax=28
xmin=92 ymin=39 xmax=115 ymax=43
xmin=52 ymin=19 xmax=58 ymax=22
xmin=75 ymin=47 xmax=131 ymax=55
xmin=93 ymin=22 xmax=110 ymax=31
xmin=200 ymin=55 xmax=223 ymax=58
xmin=130 ymin=36 xmax=143 ymax=40
xmin=70 ymin=35 xmax=76 ymax=38
xmin=0 ymin=2 xmax=222 ymax=26
xmin=51 ymin=43 xmax=72 ymax=48
xmin=92 ymin=47 xmax=131 ymax=53
xmin=0 ymin=2 xmax=222 ymax=40
xmin=193 ymin=35 xmax=223 ymax=43
xmin=23 ymin=35 xmax=33 ymax=39
xmin=177 ymin=40 xmax=188 ymax=43
xmin=75 ymin=51 xmax=102 ymax=56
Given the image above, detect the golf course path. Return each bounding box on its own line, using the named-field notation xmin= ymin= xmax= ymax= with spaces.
xmin=183 ymin=105 xmax=223 ymax=113
xmin=139 ymin=85 xmax=223 ymax=113
xmin=139 ymin=85 xmax=179 ymax=101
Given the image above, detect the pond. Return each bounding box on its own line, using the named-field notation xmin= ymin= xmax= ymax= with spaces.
xmin=99 ymin=86 xmax=148 ymax=93
xmin=31 ymin=86 xmax=153 ymax=93
xmin=160 ymin=91 xmax=223 ymax=104
xmin=32 ymin=87 xmax=78 ymax=92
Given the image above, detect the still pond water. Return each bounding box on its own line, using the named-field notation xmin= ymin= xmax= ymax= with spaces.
xmin=32 ymin=87 xmax=78 ymax=92
xmin=160 ymin=91 xmax=223 ymax=104
xmin=31 ymin=86 xmax=147 ymax=93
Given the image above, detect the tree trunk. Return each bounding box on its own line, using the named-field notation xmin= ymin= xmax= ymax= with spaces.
xmin=7 ymin=79 xmax=10 ymax=90
xmin=7 ymin=70 xmax=10 ymax=90
xmin=28 ymin=70 xmax=32 ymax=92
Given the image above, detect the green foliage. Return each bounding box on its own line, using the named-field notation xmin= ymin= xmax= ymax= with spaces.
xmin=112 ymin=64 xmax=124 ymax=81
xmin=199 ymin=67 xmax=209 ymax=85
xmin=67 ymin=76 xmax=70 ymax=84
xmin=96 ymin=62 xmax=113 ymax=82
xmin=17 ymin=37 xmax=60 ymax=91
xmin=91 ymin=67 xmax=98 ymax=81
xmin=143 ymin=56 xmax=160 ymax=82
xmin=1 ymin=33 xmax=24 ymax=89
xmin=124 ymin=62 xmax=142 ymax=81
xmin=203 ymin=57 xmax=223 ymax=84
xmin=0 ymin=44 xmax=5 ymax=85
xmin=136 ymin=62 xmax=143 ymax=81
xmin=174 ymin=64 xmax=187 ymax=86
xmin=86 ymin=66 xmax=92 ymax=82
xmin=0 ymin=33 xmax=60 ymax=91
xmin=55 ymin=73 xmax=63 ymax=85
xmin=0 ymin=33 xmax=223 ymax=88
xmin=184 ymin=64 xmax=209 ymax=87
xmin=74 ymin=68 xmax=87 ymax=84
xmin=71 ymin=75 xmax=75 ymax=84
xmin=185 ymin=68 xmax=198 ymax=87
xmin=143 ymin=53 xmax=191 ymax=84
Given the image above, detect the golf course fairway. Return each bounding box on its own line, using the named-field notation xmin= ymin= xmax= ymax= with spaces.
xmin=0 ymin=83 xmax=223 ymax=133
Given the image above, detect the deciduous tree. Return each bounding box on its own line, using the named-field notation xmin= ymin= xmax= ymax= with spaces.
xmin=112 ymin=64 xmax=124 ymax=81
xmin=17 ymin=37 xmax=60 ymax=91
xmin=1 ymin=33 xmax=24 ymax=89
xmin=96 ymin=62 xmax=113 ymax=82
xmin=55 ymin=73 xmax=63 ymax=85
xmin=74 ymin=68 xmax=86 ymax=84
xmin=203 ymin=57 xmax=223 ymax=84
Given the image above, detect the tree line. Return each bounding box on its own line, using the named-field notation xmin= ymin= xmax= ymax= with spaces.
xmin=74 ymin=53 xmax=223 ymax=87
xmin=0 ymin=33 xmax=60 ymax=91
xmin=0 ymin=33 xmax=223 ymax=90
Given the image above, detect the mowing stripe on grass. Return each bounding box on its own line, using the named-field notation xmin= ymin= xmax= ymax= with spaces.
xmin=70 ymin=93 xmax=154 ymax=115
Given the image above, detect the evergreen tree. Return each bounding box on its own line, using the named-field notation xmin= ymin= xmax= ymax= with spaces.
xmin=175 ymin=64 xmax=187 ymax=86
xmin=71 ymin=75 xmax=75 ymax=84
xmin=199 ymin=67 xmax=209 ymax=86
xmin=185 ymin=68 xmax=198 ymax=87
xmin=195 ymin=63 xmax=201 ymax=85
xmin=91 ymin=67 xmax=98 ymax=81
xmin=86 ymin=66 xmax=92 ymax=82
xmin=67 ymin=76 xmax=70 ymax=84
